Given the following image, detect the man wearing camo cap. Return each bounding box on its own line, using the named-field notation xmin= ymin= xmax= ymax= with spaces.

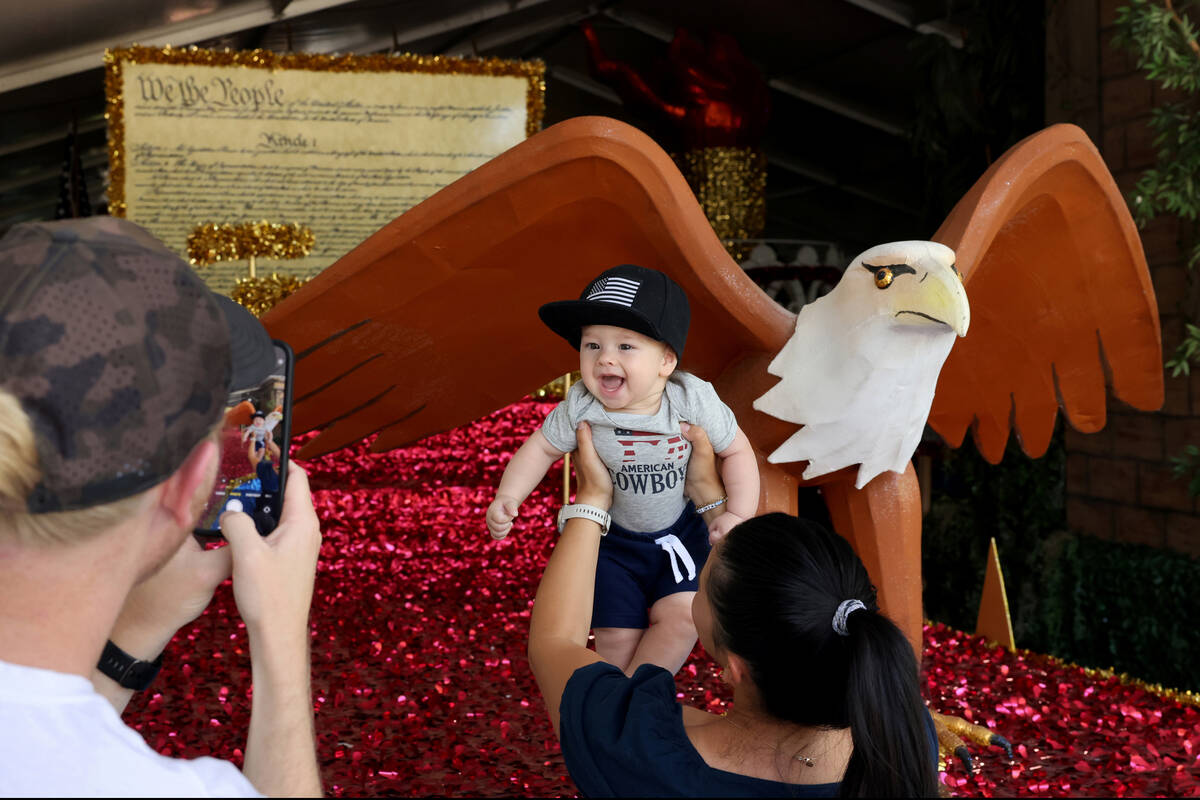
xmin=0 ymin=217 xmax=322 ymax=796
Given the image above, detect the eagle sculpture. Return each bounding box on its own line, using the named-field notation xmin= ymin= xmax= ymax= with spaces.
xmin=263 ymin=115 xmax=1162 ymax=758
xmin=755 ymin=240 xmax=969 ymax=488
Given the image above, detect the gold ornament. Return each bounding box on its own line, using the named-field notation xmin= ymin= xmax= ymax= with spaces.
xmin=534 ymin=371 xmax=581 ymax=400
xmin=104 ymin=45 xmax=546 ymax=217
xmin=230 ymin=273 xmax=309 ymax=317
xmin=677 ymin=147 xmax=767 ymax=262
xmin=187 ymin=222 xmax=315 ymax=267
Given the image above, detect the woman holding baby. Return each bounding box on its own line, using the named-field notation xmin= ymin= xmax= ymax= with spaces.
xmin=527 ymin=420 xmax=939 ymax=797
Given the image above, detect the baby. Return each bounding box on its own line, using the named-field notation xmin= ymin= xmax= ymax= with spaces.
xmin=242 ymin=411 xmax=269 ymax=451
xmin=486 ymin=264 xmax=759 ymax=674
xmin=241 ymin=408 xmax=282 ymax=452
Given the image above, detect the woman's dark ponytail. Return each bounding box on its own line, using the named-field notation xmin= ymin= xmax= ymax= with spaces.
xmin=707 ymin=513 xmax=938 ymax=798
xmin=839 ymin=609 xmax=938 ymax=797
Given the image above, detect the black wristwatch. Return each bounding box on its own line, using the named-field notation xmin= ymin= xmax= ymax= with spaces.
xmin=97 ymin=639 xmax=163 ymax=691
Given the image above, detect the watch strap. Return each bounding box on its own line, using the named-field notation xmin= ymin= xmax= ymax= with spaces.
xmin=557 ymin=503 xmax=611 ymax=535
xmin=97 ymin=639 xmax=163 ymax=691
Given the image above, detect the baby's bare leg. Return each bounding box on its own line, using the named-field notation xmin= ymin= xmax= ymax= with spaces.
xmin=593 ymin=627 xmax=644 ymax=672
xmin=624 ymin=591 xmax=698 ymax=676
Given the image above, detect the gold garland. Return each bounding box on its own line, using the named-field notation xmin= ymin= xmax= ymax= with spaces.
xmin=677 ymin=146 xmax=767 ymax=262
xmin=187 ymin=222 xmax=314 ymax=266
xmin=104 ymin=45 xmax=547 ymax=217
xmin=230 ymin=273 xmax=308 ymax=317
xmin=1029 ymin=650 xmax=1200 ymax=709
xmin=937 ymin=621 xmax=1200 ymax=710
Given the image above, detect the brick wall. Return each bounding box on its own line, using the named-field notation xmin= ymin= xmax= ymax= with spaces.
xmin=1048 ymin=0 xmax=1199 ymax=558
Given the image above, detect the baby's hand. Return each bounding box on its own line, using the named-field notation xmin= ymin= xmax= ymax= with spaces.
xmin=707 ymin=512 xmax=745 ymax=544
xmin=486 ymin=495 xmax=520 ymax=541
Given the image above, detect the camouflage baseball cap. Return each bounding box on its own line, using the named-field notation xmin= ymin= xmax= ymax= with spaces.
xmin=0 ymin=217 xmax=276 ymax=514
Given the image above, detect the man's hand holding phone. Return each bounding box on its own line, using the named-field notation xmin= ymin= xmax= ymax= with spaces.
xmin=219 ymin=463 xmax=323 ymax=796
xmin=220 ymin=464 xmax=321 ymax=646
xmin=196 ymin=341 xmax=293 ymax=539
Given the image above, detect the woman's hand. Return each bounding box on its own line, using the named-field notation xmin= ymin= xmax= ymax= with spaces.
xmin=572 ymin=421 xmax=613 ymax=511
xmin=681 ymin=421 xmax=726 ymax=511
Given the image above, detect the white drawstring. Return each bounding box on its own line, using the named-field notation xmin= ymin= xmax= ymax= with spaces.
xmin=654 ymin=533 xmax=697 ymax=583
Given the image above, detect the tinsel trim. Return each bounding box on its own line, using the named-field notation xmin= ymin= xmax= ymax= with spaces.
xmin=230 ymin=273 xmax=309 ymax=317
xmin=188 ymin=222 xmax=315 ymax=266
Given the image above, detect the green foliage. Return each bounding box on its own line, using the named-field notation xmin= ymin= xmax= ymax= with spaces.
xmin=921 ymin=426 xmax=1065 ymax=644
xmin=1166 ymin=323 xmax=1200 ymax=376
xmin=1114 ymin=3 xmax=1200 ymax=271
xmin=1114 ymin=0 xmax=1200 ymax=93
xmin=1124 ymin=99 xmax=1200 ymax=260
xmin=1115 ymin=1 xmax=1200 ymax=488
xmin=1027 ymin=533 xmax=1200 ymax=691
xmin=1169 ymin=443 xmax=1200 ymax=495
xmin=922 ymin=426 xmax=1200 ymax=691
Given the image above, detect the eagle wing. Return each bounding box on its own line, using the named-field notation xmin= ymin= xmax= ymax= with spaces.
xmin=263 ymin=116 xmax=794 ymax=457
xmin=928 ymin=123 xmax=1163 ymax=463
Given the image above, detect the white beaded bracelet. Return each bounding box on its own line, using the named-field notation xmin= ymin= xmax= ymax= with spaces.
xmin=695 ymin=496 xmax=727 ymax=514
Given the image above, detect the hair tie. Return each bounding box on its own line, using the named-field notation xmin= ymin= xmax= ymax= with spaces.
xmin=832 ymin=599 xmax=866 ymax=636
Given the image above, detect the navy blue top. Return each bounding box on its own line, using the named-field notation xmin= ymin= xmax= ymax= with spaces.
xmin=559 ymin=662 xmax=842 ymax=798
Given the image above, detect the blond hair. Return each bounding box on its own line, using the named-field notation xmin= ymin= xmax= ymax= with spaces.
xmin=0 ymin=389 xmax=152 ymax=546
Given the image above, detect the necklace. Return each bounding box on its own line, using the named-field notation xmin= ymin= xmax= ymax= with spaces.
xmin=722 ymin=712 xmax=816 ymax=767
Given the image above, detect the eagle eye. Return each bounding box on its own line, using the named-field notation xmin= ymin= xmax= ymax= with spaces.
xmin=863 ymin=262 xmax=915 ymax=290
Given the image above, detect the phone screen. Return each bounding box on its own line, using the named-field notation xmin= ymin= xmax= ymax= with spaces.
xmin=195 ymin=341 xmax=294 ymax=537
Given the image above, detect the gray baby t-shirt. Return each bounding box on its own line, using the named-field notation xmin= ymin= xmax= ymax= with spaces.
xmin=541 ymin=372 xmax=737 ymax=532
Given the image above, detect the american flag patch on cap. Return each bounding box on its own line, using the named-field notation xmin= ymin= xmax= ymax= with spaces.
xmin=585 ymin=276 xmax=640 ymax=307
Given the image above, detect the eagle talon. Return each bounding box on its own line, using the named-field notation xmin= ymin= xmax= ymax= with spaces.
xmin=931 ymin=710 xmax=1015 ymax=773
xmin=990 ymin=732 xmax=1014 ymax=761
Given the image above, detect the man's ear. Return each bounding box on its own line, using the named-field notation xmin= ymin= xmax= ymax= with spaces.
xmin=157 ymin=437 xmax=219 ymax=529
xmin=659 ymin=345 xmax=679 ymax=377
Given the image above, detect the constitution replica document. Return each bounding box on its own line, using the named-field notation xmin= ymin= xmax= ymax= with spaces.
xmin=106 ymin=47 xmax=544 ymax=292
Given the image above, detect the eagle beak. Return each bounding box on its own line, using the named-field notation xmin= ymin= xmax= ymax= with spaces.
xmin=892 ymin=261 xmax=971 ymax=337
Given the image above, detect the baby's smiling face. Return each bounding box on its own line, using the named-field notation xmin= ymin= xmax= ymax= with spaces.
xmin=578 ymin=324 xmax=677 ymax=414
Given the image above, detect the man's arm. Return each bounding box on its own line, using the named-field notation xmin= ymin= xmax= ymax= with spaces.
xmin=93 ymin=539 xmax=232 ymax=713
xmin=222 ymin=466 xmax=323 ymax=797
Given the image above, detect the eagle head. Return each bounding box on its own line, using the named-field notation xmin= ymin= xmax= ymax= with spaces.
xmin=752 ymin=241 xmax=970 ymax=489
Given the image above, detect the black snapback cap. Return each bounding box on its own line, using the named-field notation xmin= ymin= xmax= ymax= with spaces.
xmin=0 ymin=217 xmax=276 ymax=513
xmin=538 ymin=264 xmax=690 ymax=358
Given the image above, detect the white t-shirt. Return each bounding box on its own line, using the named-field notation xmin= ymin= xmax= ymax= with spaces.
xmin=0 ymin=659 xmax=260 ymax=797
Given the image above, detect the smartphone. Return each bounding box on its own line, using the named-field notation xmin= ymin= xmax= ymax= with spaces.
xmin=194 ymin=340 xmax=294 ymax=538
